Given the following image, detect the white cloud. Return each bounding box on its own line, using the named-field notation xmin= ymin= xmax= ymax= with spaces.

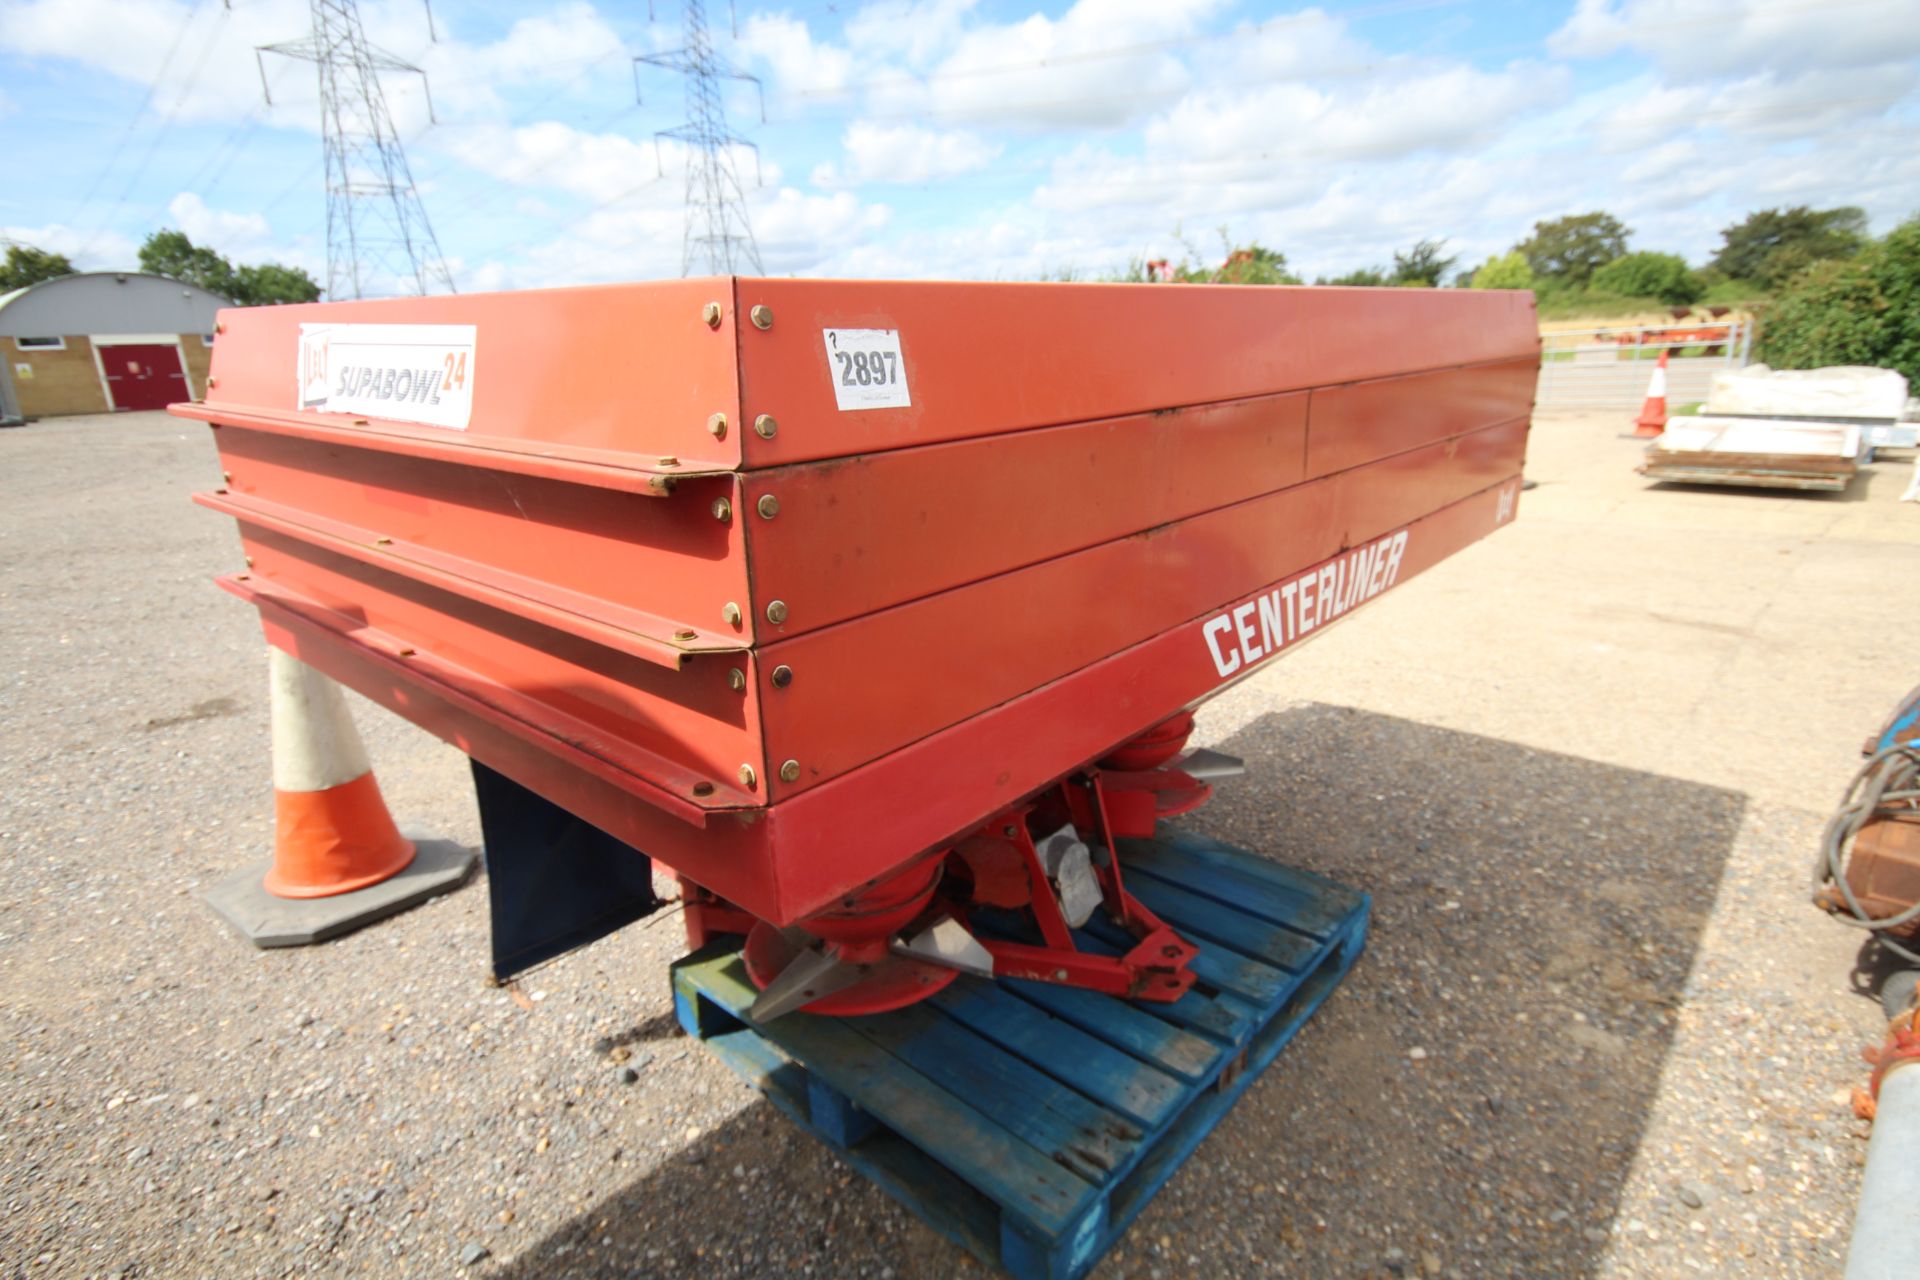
xmin=0 ymin=221 xmax=138 ymax=270
xmin=442 ymin=121 xmax=665 ymax=204
xmin=811 ymin=122 xmax=1000 ymax=186
xmin=1143 ymin=60 xmax=1567 ymax=165
xmin=1589 ymin=63 xmax=1918 ymax=148
xmin=842 ymin=0 xmax=980 ymax=70
xmin=1549 ymin=0 xmax=1920 ymax=79
xmin=0 ymin=0 xmax=623 ymax=133
xmin=164 ymin=192 xmax=272 ymax=256
xmin=464 ymin=182 xmax=892 ymax=289
xmin=740 ymin=13 xmax=857 ymax=99
xmin=749 ymin=0 xmax=1232 ymax=128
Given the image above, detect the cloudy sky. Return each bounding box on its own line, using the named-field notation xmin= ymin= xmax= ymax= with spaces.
xmin=2 ymin=0 xmax=1917 ymax=294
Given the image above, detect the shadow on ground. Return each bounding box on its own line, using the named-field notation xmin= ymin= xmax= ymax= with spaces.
xmin=495 ymin=704 xmax=1747 ymax=1279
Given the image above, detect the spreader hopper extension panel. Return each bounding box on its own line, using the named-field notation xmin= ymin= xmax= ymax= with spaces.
xmin=177 ymin=279 xmax=1539 ymax=925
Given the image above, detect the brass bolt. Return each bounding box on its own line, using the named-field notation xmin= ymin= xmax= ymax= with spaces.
xmin=727 ymin=667 xmax=746 ymax=692
xmin=750 ymin=304 xmax=773 ymax=330
xmin=658 ymin=456 xmax=679 ymax=467
xmin=779 ymin=760 xmax=801 ymax=784
xmin=207 ymin=375 xmax=219 ymax=389
xmin=711 ymin=497 xmax=731 ymax=521
xmin=721 ymin=602 xmax=742 ymax=626
xmin=221 ymin=470 xmax=232 ymax=482
xmin=243 ymin=556 xmax=254 ymax=568
xmin=766 ymin=600 xmax=789 ymax=624
xmin=375 ymin=536 xmax=393 ymax=546
xmin=756 ymin=493 xmax=780 ymax=519
xmin=674 ymin=628 xmax=698 ymax=641
xmin=692 ymin=781 xmax=715 ymax=797
xmin=753 ymin=414 xmax=776 ymax=439
xmin=706 ymin=412 xmax=727 ymax=439
xmin=398 ymin=647 xmax=416 ymax=657
xmin=738 ymin=764 xmax=757 ymax=789
xmin=214 ymin=321 xmax=226 ymax=335
xmin=771 ymin=664 xmax=793 ymax=688
xmin=702 ymin=300 xmax=723 ymax=328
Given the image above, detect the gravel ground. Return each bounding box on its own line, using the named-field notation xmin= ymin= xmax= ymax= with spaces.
xmin=2 ymin=409 xmax=1915 ymax=1279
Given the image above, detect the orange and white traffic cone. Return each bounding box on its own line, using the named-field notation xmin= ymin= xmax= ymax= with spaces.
xmin=205 ymin=648 xmax=474 ymax=947
xmin=1633 ymin=349 xmax=1670 ymax=438
xmin=262 ymin=647 xmax=414 ymax=896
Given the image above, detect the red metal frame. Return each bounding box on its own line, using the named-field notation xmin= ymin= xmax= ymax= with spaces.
xmin=229 ymin=480 xmax=1518 ymax=926
xmin=181 ymin=278 xmax=1536 ymax=932
xmin=961 ymin=777 xmax=1197 ymax=1003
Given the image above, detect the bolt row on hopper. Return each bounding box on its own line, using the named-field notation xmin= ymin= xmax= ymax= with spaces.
xmin=175 ymin=278 xmax=1539 ymax=1018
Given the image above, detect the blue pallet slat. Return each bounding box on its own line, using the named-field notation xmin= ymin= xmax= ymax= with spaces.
xmin=930 ymin=983 xmax=1185 ymax=1130
xmin=671 ymin=829 xmax=1369 ymax=1280
xmin=1121 ymin=871 xmax=1326 ymax=972
xmin=1082 ymin=912 xmax=1287 ymax=1007
xmin=1119 ymin=835 xmax=1362 ymax=936
xmin=681 ymin=955 xmax=1099 ymax=1235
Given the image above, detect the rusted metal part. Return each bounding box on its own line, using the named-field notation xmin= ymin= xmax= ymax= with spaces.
xmin=1856 ymin=1004 xmax=1920 ymax=1119
xmin=1818 ymin=814 xmax=1920 ymax=936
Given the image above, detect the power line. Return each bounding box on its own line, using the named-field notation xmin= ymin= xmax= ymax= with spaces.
xmin=66 ymin=0 xmax=204 ymax=235
xmin=637 ymin=0 xmax=765 ymax=275
xmin=257 ymin=0 xmax=455 ymax=298
xmin=97 ymin=6 xmax=231 ymax=222
xmin=75 ymin=0 xmax=230 ymax=257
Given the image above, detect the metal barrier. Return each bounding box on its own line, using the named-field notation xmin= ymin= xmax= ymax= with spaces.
xmin=1536 ymin=320 xmax=1752 ymax=409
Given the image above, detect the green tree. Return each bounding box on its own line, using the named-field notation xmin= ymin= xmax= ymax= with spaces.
xmin=1191 ymin=243 xmax=1300 ymax=284
xmin=234 ymin=262 xmax=322 ymax=305
xmin=0 ymin=243 xmax=75 ymax=290
xmin=1320 ymin=266 xmax=1388 ymax=286
xmin=1165 ymin=228 xmax=1302 ymax=284
xmin=139 ymin=228 xmax=321 ymax=305
xmin=1390 ymin=238 xmax=1456 ymax=287
xmin=139 ymin=229 xmax=238 ymax=297
xmin=1590 ymin=251 xmax=1705 ymax=305
xmin=1516 ymin=211 xmax=1630 ymax=284
xmin=1753 ymin=217 xmax=1920 ymax=383
xmin=1712 ymin=206 xmax=1868 ymax=290
xmin=1471 ymin=251 xmax=1534 ymax=290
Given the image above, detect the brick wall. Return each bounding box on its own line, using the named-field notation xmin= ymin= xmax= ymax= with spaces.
xmin=10 ymin=336 xmax=109 ymax=417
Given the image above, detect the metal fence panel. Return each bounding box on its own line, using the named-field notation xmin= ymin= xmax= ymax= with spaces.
xmin=1536 ymin=321 xmax=1752 ymax=409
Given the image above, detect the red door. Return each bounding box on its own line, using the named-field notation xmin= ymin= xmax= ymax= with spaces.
xmin=101 ymin=343 xmax=190 ymax=412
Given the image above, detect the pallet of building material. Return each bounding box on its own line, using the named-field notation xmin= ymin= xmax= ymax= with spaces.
xmin=672 ymin=829 xmax=1369 ymax=1280
xmin=1640 ymin=417 xmax=1867 ymax=492
xmin=1639 ymin=445 xmax=1860 ymax=491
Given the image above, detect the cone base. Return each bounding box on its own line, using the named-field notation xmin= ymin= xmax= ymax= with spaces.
xmin=205 ymin=837 xmax=476 ymax=949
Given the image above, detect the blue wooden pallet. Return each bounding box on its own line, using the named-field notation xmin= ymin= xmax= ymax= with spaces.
xmin=671 ymin=828 xmax=1369 ymax=1280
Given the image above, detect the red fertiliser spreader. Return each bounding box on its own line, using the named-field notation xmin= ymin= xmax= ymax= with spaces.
xmin=178 ymin=278 xmax=1536 ymax=1022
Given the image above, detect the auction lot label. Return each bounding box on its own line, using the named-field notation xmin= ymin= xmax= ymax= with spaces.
xmin=822 ymin=328 xmax=910 ymax=411
xmin=298 ymin=323 xmax=477 ymax=430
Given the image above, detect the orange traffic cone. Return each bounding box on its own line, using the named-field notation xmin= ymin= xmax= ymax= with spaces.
xmin=205 ymin=648 xmax=474 ymax=947
xmin=1633 ymin=349 xmax=1669 ymax=438
xmin=262 ymin=648 xmax=415 ymax=896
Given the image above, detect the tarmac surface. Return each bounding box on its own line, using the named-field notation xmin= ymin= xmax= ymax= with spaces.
xmin=2 ymin=408 xmax=1916 ymax=1279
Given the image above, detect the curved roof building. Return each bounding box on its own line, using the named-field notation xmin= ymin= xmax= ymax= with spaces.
xmin=0 ymin=271 xmax=228 ymax=423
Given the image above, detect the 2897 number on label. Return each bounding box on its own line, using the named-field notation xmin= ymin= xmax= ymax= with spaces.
xmin=822 ymin=328 xmax=910 ymax=411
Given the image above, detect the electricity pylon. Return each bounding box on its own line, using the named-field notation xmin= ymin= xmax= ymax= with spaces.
xmin=636 ymin=0 xmax=766 ymax=276
xmin=258 ymin=0 xmax=456 ymax=299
